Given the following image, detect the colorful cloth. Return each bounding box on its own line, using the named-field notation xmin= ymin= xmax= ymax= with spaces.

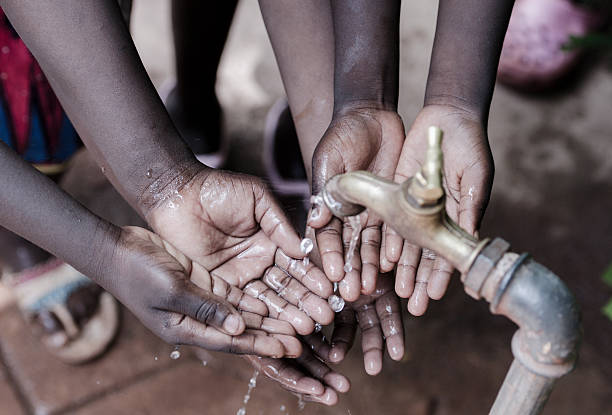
xmin=0 ymin=8 xmax=79 ymax=167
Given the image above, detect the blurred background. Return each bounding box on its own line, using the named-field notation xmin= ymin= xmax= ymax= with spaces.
xmin=0 ymin=0 xmax=611 ymax=413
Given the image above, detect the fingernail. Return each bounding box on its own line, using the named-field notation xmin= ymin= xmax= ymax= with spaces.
xmin=223 ymin=315 xmax=242 ymax=334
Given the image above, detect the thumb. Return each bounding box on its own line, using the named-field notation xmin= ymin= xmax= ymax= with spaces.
xmin=177 ymin=280 xmax=246 ymax=336
xmin=309 ymin=138 xmax=345 ymax=229
xmin=253 ymin=183 xmax=303 ymax=258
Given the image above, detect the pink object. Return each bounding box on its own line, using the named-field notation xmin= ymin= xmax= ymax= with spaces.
xmin=498 ymin=0 xmax=606 ymax=90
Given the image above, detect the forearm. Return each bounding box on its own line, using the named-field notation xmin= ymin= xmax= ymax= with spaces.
xmin=331 ymin=0 xmax=401 ymax=112
xmin=0 ymin=0 xmax=198 ymax=216
xmin=425 ymin=0 xmax=514 ymax=123
xmin=0 ymin=142 xmax=118 ymax=287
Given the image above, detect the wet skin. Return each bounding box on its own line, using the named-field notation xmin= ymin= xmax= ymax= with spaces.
xmin=0 ymin=0 xmax=333 ymax=355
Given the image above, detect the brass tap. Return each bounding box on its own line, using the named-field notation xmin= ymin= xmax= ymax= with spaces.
xmin=322 ymin=126 xmax=488 ymax=273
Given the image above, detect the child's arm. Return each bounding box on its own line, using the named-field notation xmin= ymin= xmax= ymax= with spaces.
xmin=390 ymin=0 xmax=514 ymax=314
xmin=425 ymin=0 xmax=515 ymax=120
xmin=1 ymin=0 xmax=334 ymax=331
xmin=0 ymin=141 xmax=297 ymax=357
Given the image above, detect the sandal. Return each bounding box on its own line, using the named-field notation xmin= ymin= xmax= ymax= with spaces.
xmin=498 ymin=0 xmax=608 ymax=90
xmin=4 ymin=258 xmax=119 ymax=364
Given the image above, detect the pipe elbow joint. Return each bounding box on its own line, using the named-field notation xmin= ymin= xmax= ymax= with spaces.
xmin=494 ymin=257 xmax=581 ymax=379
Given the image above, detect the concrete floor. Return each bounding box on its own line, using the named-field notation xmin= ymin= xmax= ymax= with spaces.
xmin=0 ymin=0 xmax=611 ymax=414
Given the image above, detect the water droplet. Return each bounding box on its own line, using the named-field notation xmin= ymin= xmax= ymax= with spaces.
xmin=237 ymin=370 xmax=259 ymax=415
xmin=100 ymin=166 xmax=106 ymax=174
xmin=202 ymin=360 xmax=208 ymax=366
xmin=314 ymin=322 xmax=322 ymax=332
xmin=1 ymin=46 xmax=9 ymax=54
xmin=95 ymin=380 xmax=100 ymax=385
xmin=302 ymin=257 xmax=310 ymax=266
xmin=236 ymin=408 xmax=246 ymax=415
xmin=300 ymin=238 xmax=314 ymax=255
xmin=154 ymin=356 xmax=158 ymax=361
xmin=280 ymin=405 xmax=286 ymax=411
xmin=170 ymin=346 xmax=181 ymax=360
xmin=328 ymin=295 xmax=345 ymax=312
xmin=344 ymin=262 xmax=353 ymax=273
xmin=146 ymin=168 xmax=153 ymax=178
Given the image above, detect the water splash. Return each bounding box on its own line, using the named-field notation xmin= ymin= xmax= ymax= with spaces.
xmin=297 ymin=394 xmax=305 ymax=411
xmin=344 ymin=215 xmax=362 ymax=273
xmin=236 ymin=370 xmax=259 ymax=415
xmin=300 ymin=237 xmax=314 ymax=266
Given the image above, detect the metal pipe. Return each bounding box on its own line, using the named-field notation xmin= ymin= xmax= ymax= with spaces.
xmin=321 ymin=126 xmax=581 ymax=414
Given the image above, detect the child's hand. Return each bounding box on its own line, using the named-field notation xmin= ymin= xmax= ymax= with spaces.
xmin=385 ymin=104 xmax=494 ymax=315
xmin=326 ymin=274 xmax=404 ymax=375
xmin=308 ymin=107 xmax=404 ymax=301
xmin=109 ymin=226 xmax=301 ymax=357
xmin=146 ymin=167 xmax=335 ymax=335
xmin=244 ymin=341 xmax=350 ymax=406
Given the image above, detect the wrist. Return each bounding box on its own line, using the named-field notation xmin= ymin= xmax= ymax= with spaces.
xmin=136 ymin=158 xmax=207 ymax=220
xmin=423 ymin=92 xmax=488 ymax=125
xmin=333 ymin=99 xmax=398 ymax=117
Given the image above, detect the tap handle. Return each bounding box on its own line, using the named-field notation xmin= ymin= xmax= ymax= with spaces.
xmin=409 ymin=126 xmax=444 ymax=205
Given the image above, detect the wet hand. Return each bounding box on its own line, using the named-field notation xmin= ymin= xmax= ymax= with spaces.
xmin=108 ymin=226 xmax=301 ymax=357
xmin=146 ymin=166 xmax=334 ymax=334
xmin=325 ymin=274 xmax=404 ymax=375
xmin=244 ymin=335 xmax=350 ymax=406
xmin=384 ymin=104 xmax=493 ymax=315
xmin=308 ymin=107 xmax=404 ymax=301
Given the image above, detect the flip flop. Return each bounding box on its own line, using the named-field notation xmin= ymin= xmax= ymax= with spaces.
xmin=4 ymin=258 xmax=119 ymax=364
xmin=498 ymin=0 xmax=608 ymax=90
xmin=263 ymin=98 xmax=309 ymax=199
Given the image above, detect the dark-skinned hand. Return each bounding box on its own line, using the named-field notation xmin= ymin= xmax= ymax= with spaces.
xmin=383 ymin=104 xmax=494 ymax=315
xmin=147 ymin=166 xmax=335 ymax=335
xmin=308 ymin=106 xmax=404 ymax=301
xmin=107 ymin=226 xmax=301 ymax=357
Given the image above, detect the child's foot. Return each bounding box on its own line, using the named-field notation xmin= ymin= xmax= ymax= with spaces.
xmin=498 ymin=0 xmax=607 ymax=90
xmin=4 ymin=258 xmax=119 ymax=364
xmin=159 ymin=79 xmax=228 ymax=168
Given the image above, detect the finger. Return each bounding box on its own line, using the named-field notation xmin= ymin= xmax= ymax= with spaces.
xmin=302 ymin=388 xmax=339 ymax=406
xmin=243 ymin=281 xmax=315 ymax=335
xmin=355 ymin=304 xmax=384 ymax=375
xmin=263 ymin=266 xmax=334 ymax=325
xmin=384 ymin=225 xmax=403 ymax=266
xmin=307 ymin=200 xmax=334 ymax=230
xmin=375 ymin=291 xmax=404 ymax=361
xmin=245 ymin=355 xmax=325 ymax=396
xmin=427 ymin=256 xmax=454 ymax=300
xmin=360 ymin=222 xmax=381 ymax=295
xmin=329 ymin=307 xmax=357 ymax=363
xmin=174 ymin=280 xmax=245 ymax=336
xmin=179 ymin=322 xmax=285 ymax=358
xmin=275 ymin=250 xmax=334 ymax=298
xmin=407 ymin=254 xmax=433 ymax=316
xmin=379 ymin=225 xmax=395 ymax=272
xmin=339 ymin=221 xmax=362 ymax=302
xmin=190 ymin=264 xmax=269 ymax=316
xmin=303 ymin=332 xmax=331 ymax=362
xmin=297 ymin=348 xmax=351 ymax=394
xmin=458 ymin=164 xmax=493 ymax=236
xmin=315 ymin=217 xmax=345 ymax=282
xmin=254 ymin=185 xmax=303 ymax=258
xmin=244 ymin=329 xmax=302 ymax=358
xmin=395 ymin=242 xmax=420 ymax=298
xmin=209 ymin=274 xmax=268 ymax=316
xmin=240 ymin=312 xmax=296 ymax=335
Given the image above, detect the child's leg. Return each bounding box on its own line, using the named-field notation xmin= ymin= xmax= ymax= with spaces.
xmin=165 ymin=0 xmax=238 ymax=157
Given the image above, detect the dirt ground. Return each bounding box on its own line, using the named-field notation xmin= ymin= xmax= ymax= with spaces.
xmin=0 ymin=1 xmax=611 ymax=414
